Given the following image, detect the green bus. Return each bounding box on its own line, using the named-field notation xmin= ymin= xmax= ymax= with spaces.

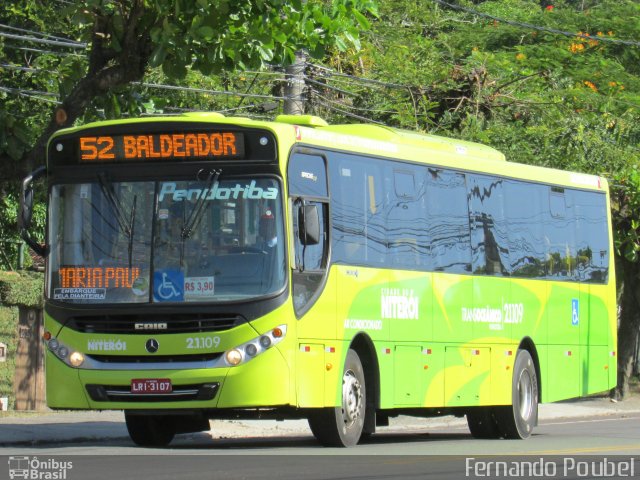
xmin=20 ymin=113 xmax=616 ymax=447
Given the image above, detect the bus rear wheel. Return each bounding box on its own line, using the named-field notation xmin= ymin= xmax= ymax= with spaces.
xmin=125 ymin=412 xmax=176 ymax=447
xmin=495 ymin=349 xmax=538 ymax=439
xmin=308 ymin=349 xmax=366 ymax=447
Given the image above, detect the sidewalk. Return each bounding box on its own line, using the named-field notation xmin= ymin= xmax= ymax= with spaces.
xmin=1 ymin=395 xmax=639 ymax=447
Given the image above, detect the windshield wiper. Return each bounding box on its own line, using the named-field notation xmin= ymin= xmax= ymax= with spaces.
xmin=179 ymin=169 xmax=221 ymax=265
xmin=97 ymin=173 xmax=137 ymax=267
xmin=127 ymin=195 xmax=137 ymax=267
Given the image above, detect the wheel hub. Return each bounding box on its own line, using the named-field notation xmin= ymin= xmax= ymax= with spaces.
xmin=342 ymin=369 xmax=363 ymax=427
xmin=517 ymin=369 xmax=533 ymax=420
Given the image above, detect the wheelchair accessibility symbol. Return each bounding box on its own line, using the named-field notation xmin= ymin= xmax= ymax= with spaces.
xmin=571 ymin=299 xmax=579 ymax=326
xmin=154 ymin=270 xmax=184 ymax=302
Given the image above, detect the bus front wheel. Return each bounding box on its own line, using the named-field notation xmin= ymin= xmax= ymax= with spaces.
xmin=308 ymin=349 xmax=366 ymax=447
xmin=495 ymin=349 xmax=538 ymax=439
xmin=125 ymin=412 xmax=175 ymax=447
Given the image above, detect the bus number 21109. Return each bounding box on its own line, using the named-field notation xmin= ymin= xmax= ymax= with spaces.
xmin=186 ymin=336 xmax=221 ymax=349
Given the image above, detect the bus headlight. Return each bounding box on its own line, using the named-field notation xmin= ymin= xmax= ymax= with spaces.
xmin=69 ymin=351 xmax=85 ymax=367
xmin=223 ymin=325 xmax=287 ymax=367
xmin=225 ymin=349 xmax=243 ymax=366
xmin=46 ymin=337 xmax=86 ymax=369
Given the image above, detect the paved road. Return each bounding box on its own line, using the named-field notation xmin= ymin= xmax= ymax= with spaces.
xmin=3 ymin=412 xmax=640 ymax=455
xmin=2 ymin=398 xmax=640 ymax=479
xmin=2 ymin=412 xmax=640 ymax=479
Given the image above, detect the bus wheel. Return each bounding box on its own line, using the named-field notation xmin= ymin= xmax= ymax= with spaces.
xmin=495 ymin=349 xmax=538 ymax=439
xmin=308 ymin=349 xmax=366 ymax=447
xmin=125 ymin=412 xmax=175 ymax=447
xmin=466 ymin=408 xmax=501 ymax=439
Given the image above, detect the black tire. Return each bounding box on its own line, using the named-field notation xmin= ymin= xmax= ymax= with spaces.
xmin=495 ymin=349 xmax=538 ymax=439
xmin=466 ymin=407 xmax=501 ymax=439
xmin=125 ymin=413 xmax=176 ymax=447
xmin=308 ymin=349 xmax=366 ymax=447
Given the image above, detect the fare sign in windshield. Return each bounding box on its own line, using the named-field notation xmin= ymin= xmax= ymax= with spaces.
xmin=78 ymin=132 xmax=245 ymax=162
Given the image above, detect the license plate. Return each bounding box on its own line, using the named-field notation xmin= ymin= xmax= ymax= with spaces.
xmin=131 ymin=378 xmax=172 ymax=394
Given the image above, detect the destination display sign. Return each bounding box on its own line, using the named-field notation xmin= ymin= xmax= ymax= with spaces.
xmin=78 ymin=131 xmax=245 ymax=162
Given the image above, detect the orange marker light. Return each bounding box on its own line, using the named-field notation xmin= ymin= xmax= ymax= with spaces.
xmin=43 ymin=331 xmax=52 ymax=341
xmin=272 ymin=327 xmax=283 ymax=338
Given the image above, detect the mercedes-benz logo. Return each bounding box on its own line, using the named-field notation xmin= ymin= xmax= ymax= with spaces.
xmin=145 ymin=338 xmax=159 ymax=353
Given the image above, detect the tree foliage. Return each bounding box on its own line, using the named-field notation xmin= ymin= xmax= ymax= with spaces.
xmin=0 ymin=0 xmax=377 ymax=175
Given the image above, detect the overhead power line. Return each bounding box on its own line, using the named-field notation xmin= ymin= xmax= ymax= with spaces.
xmin=0 ymin=23 xmax=83 ymax=45
xmin=0 ymin=85 xmax=58 ymax=97
xmin=313 ymin=98 xmax=385 ymax=125
xmin=139 ymin=82 xmax=288 ymax=101
xmin=0 ymin=30 xmax=86 ymax=49
xmin=0 ymin=63 xmax=62 ymax=75
xmin=0 ymin=84 xmax=61 ymax=104
xmin=432 ymin=0 xmax=640 ymax=48
xmin=308 ymin=62 xmax=407 ymax=89
xmin=3 ymin=43 xmax=84 ymax=57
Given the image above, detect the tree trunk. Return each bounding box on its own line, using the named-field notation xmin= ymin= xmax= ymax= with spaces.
xmin=614 ymin=256 xmax=640 ymax=400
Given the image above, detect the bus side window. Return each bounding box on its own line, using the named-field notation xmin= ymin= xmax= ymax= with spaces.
xmin=505 ymin=180 xmax=546 ymax=278
xmin=546 ymin=186 xmax=577 ymax=279
xmin=387 ymin=166 xmax=429 ymax=269
xmin=329 ymin=154 xmax=385 ymax=266
xmin=426 ymin=169 xmax=472 ymax=273
xmin=467 ymin=174 xmax=510 ymax=276
xmin=573 ymin=190 xmax=609 ymax=283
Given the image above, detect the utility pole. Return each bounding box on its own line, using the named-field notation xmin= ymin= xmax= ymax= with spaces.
xmin=283 ymin=50 xmax=306 ymax=115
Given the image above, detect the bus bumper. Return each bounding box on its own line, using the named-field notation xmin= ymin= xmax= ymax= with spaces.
xmin=46 ymin=346 xmax=291 ymax=411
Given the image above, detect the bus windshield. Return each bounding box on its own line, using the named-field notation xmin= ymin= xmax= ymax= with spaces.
xmin=48 ymin=177 xmax=286 ymax=304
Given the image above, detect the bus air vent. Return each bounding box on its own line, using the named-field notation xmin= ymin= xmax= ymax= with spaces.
xmin=65 ymin=313 xmax=244 ymax=334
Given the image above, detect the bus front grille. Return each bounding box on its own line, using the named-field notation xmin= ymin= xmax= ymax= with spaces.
xmin=65 ymin=313 xmax=243 ymax=334
xmin=86 ymin=383 xmax=220 ymax=403
xmin=86 ymin=353 xmax=223 ymax=364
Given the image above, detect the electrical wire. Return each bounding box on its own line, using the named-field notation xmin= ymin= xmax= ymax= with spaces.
xmin=0 ymin=31 xmax=86 ymax=49
xmin=0 ymin=85 xmax=61 ymax=104
xmin=302 ymin=75 xmax=361 ymax=98
xmin=310 ymin=87 xmax=414 ymax=116
xmin=312 ymin=98 xmax=385 ymax=124
xmin=0 ymin=85 xmax=58 ymax=97
xmin=3 ymin=43 xmax=84 ymax=57
xmin=139 ymin=82 xmax=287 ymax=101
xmin=0 ymin=23 xmax=83 ymax=45
xmin=307 ymin=62 xmax=407 ymax=89
xmin=0 ymin=63 xmax=60 ymax=75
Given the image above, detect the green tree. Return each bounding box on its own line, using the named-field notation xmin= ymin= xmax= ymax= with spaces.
xmin=0 ymin=0 xmax=377 ymax=177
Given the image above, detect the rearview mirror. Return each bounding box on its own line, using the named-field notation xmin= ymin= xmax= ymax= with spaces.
xmin=298 ymin=204 xmax=320 ymax=246
xmin=19 ymin=166 xmax=47 ymax=256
